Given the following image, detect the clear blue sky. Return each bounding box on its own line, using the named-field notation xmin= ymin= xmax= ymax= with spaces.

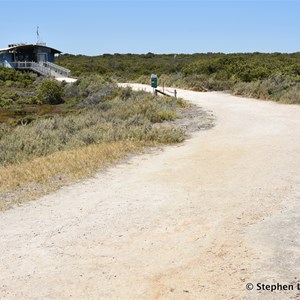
xmin=0 ymin=1 xmax=299 ymax=55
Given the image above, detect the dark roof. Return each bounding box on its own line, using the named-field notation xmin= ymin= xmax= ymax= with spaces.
xmin=0 ymin=44 xmax=62 ymax=54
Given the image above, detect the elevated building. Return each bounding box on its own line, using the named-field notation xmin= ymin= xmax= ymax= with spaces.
xmin=0 ymin=43 xmax=71 ymax=79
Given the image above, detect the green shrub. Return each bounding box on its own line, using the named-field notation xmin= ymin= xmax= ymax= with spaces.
xmin=0 ymin=67 xmax=36 ymax=87
xmin=38 ymin=79 xmax=64 ymax=104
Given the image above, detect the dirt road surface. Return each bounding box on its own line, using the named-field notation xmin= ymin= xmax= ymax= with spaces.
xmin=1 ymin=84 xmax=300 ymax=299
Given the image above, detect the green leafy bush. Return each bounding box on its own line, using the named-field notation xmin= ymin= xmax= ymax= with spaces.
xmin=0 ymin=67 xmax=36 ymax=87
xmin=38 ymin=80 xmax=64 ymax=104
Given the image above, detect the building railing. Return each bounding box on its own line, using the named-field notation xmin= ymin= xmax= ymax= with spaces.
xmin=42 ymin=61 xmax=70 ymax=77
xmin=1 ymin=61 xmax=70 ymax=78
xmin=10 ymin=62 xmax=50 ymax=76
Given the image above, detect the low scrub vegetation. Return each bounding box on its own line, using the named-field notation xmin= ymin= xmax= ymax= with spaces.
xmin=38 ymin=79 xmax=64 ymax=105
xmin=0 ymin=75 xmax=187 ymax=210
xmin=56 ymin=52 xmax=300 ymax=104
xmin=0 ymin=67 xmax=36 ymax=87
xmin=2 ymin=50 xmax=299 ymax=208
xmin=0 ymin=86 xmax=185 ymax=166
xmin=136 ymin=73 xmax=300 ymax=104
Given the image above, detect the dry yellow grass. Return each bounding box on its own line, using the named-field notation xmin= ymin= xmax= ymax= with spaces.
xmin=0 ymin=141 xmax=145 ymax=211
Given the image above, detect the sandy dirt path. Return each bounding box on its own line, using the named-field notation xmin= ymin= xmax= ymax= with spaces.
xmin=1 ymin=84 xmax=300 ymax=299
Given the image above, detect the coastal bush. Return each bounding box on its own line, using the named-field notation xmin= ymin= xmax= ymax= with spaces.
xmin=0 ymin=67 xmax=36 ymax=87
xmin=232 ymin=75 xmax=300 ymax=104
xmin=0 ymin=86 xmax=186 ymax=166
xmin=38 ymin=79 xmax=64 ymax=104
xmin=56 ymin=52 xmax=300 ymax=103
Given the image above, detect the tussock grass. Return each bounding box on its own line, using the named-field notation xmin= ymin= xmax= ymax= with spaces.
xmin=0 ymin=141 xmax=144 ymax=211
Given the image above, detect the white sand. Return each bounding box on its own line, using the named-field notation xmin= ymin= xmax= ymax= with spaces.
xmin=55 ymin=77 xmax=77 ymax=83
